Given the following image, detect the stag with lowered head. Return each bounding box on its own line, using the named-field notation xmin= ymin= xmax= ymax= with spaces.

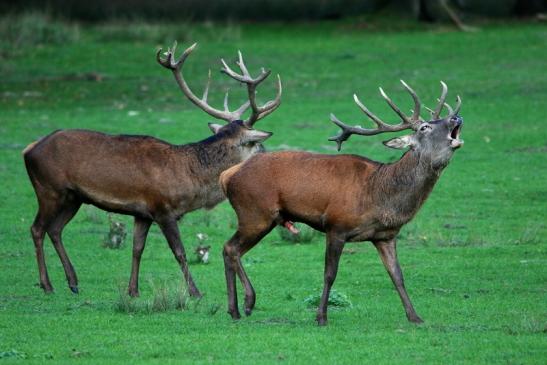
xmin=220 ymin=81 xmax=462 ymax=325
xmin=23 ymin=42 xmax=281 ymax=297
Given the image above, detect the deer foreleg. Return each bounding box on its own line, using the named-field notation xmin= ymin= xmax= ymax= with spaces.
xmin=316 ymin=232 xmax=345 ymax=326
xmin=158 ymin=219 xmax=202 ymax=298
xmin=128 ymin=217 xmax=152 ymax=297
xmin=374 ymin=239 xmax=423 ymax=323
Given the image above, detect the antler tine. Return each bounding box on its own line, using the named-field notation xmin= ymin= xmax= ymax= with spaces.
xmin=234 ymin=100 xmax=251 ymax=117
xmin=328 ymin=113 xmax=358 ymax=152
xmin=244 ymin=78 xmax=279 ymax=126
xmin=223 ymin=90 xmax=230 ymax=112
xmin=451 ymin=95 xmax=462 ymax=116
xmin=220 ymin=58 xmax=240 ymax=80
xmin=353 ymin=94 xmax=390 ymax=129
xmin=201 ymin=69 xmax=211 ymax=103
xmin=443 ymin=101 xmax=454 ymax=116
xmin=443 ymin=96 xmax=462 ymax=118
xmin=379 ymin=87 xmax=414 ymax=127
xmin=432 ymin=81 xmax=448 ymax=119
xmin=157 ymin=41 xmax=197 ymax=71
xmin=400 ymin=80 xmax=422 ymax=124
xmin=251 ymin=74 xmax=282 ymax=120
xmin=156 ymin=42 xmax=176 ymax=69
xmin=236 ymin=50 xmax=251 ymax=78
xmin=220 ymin=55 xmax=270 ymax=84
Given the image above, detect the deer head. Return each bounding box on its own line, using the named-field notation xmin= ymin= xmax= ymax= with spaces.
xmin=156 ymin=42 xmax=282 ymax=159
xmin=330 ymin=81 xmax=463 ymax=169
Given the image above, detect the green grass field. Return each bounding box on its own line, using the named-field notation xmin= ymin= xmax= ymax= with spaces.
xmin=0 ymin=17 xmax=546 ymax=364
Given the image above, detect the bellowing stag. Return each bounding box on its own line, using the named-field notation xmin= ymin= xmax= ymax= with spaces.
xmin=23 ymin=42 xmax=281 ymax=297
xmin=220 ymin=81 xmax=462 ymax=325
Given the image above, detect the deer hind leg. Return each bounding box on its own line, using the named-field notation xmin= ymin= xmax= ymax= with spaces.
xmin=157 ymin=218 xmax=201 ymax=298
xmin=29 ymin=188 xmax=78 ymax=293
xmin=316 ymin=231 xmax=345 ymax=326
xmin=223 ymin=220 xmax=275 ymax=319
xmin=223 ymin=235 xmax=241 ymax=320
xmin=45 ymin=196 xmax=82 ymax=294
xmin=238 ymin=222 xmax=275 ymax=316
xmin=28 ymin=187 xmax=62 ymax=292
xmin=128 ymin=217 xmax=152 ymax=297
xmin=373 ymin=238 xmax=423 ymax=324
xmin=31 ymin=210 xmax=53 ymax=293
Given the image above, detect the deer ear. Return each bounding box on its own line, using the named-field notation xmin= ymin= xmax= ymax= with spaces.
xmin=383 ymin=135 xmax=413 ymax=149
xmin=208 ymin=123 xmax=224 ymax=134
xmin=243 ymin=129 xmax=273 ymax=143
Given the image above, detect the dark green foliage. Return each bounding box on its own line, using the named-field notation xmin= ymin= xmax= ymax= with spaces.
xmin=0 ymin=350 xmax=27 ymax=359
xmin=455 ymin=0 xmax=518 ymax=17
xmin=115 ymin=281 xmax=190 ymax=313
xmin=396 ymin=0 xmax=544 ymax=20
xmin=2 ymin=0 xmax=542 ymax=22
xmin=0 ymin=12 xmax=79 ymax=48
xmin=304 ymin=289 xmax=353 ymax=309
xmin=2 ymin=0 xmax=389 ymax=21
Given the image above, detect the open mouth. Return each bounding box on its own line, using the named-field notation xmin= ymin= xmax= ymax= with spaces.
xmin=449 ymin=121 xmax=463 ymax=149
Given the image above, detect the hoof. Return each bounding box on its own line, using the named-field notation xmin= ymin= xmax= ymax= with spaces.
xmin=189 ymin=288 xmax=203 ymax=299
xmin=244 ymin=296 xmax=255 ymax=315
xmin=408 ymin=315 xmax=424 ymax=324
xmin=228 ymin=310 xmax=241 ymax=320
xmin=128 ymin=290 xmax=140 ymax=298
xmin=317 ymin=319 xmax=327 ymax=326
xmin=40 ymin=283 xmax=54 ymax=293
xmin=69 ymin=286 xmax=79 ymax=294
xmin=316 ymin=315 xmax=327 ymax=326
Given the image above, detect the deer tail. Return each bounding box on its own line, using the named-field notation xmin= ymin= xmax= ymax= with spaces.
xmin=22 ymin=141 xmax=39 ymax=156
xmin=22 ymin=131 xmax=61 ymax=156
xmin=220 ymin=163 xmax=244 ymax=195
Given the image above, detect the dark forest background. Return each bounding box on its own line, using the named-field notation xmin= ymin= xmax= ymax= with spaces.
xmin=0 ymin=0 xmax=544 ymax=21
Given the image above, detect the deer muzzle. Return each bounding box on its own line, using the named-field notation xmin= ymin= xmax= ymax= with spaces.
xmin=449 ymin=116 xmax=463 ymax=149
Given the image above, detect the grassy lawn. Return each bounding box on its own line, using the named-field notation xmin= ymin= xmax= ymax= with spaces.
xmin=0 ymin=17 xmax=546 ymax=363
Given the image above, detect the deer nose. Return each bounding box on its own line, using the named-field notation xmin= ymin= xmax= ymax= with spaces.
xmin=451 ymin=115 xmax=463 ymax=126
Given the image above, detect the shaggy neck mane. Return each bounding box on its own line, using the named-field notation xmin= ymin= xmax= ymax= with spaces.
xmin=370 ymin=150 xmax=443 ymax=226
xmin=177 ymin=128 xmax=242 ymax=181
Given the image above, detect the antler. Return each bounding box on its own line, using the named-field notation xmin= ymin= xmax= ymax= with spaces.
xmin=220 ymin=51 xmax=282 ymax=127
xmin=329 ymin=80 xmax=423 ymax=151
xmin=425 ymin=81 xmax=461 ymax=119
xmin=157 ymin=42 xmax=281 ymax=125
xmin=445 ymin=95 xmax=462 ymax=118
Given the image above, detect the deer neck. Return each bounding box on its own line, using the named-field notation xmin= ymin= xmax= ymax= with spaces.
xmin=185 ymin=136 xmax=243 ymax=179
xmin=370 ymin=150 xmax=443 ymax=227
xmin=167 ymin=136 xmax=245 ymax=212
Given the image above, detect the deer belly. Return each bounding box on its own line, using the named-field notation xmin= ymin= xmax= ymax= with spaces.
xmin=76 ymin=185 xmax=150 ymax=217
xmin=348 ymin=226 xmax=401 ymax=242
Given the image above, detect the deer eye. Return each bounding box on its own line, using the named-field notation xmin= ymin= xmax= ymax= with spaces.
xmin=419 ymin=125 xmax=431 ymax=132
xmin=242 ymin=141 xmax=256 ymax=148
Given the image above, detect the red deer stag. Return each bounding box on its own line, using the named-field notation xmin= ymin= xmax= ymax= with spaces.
xmin=23 ymin=42 xmax=281 ymax=297
xmin=220 ymin=81 xmax=462 ymax=325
